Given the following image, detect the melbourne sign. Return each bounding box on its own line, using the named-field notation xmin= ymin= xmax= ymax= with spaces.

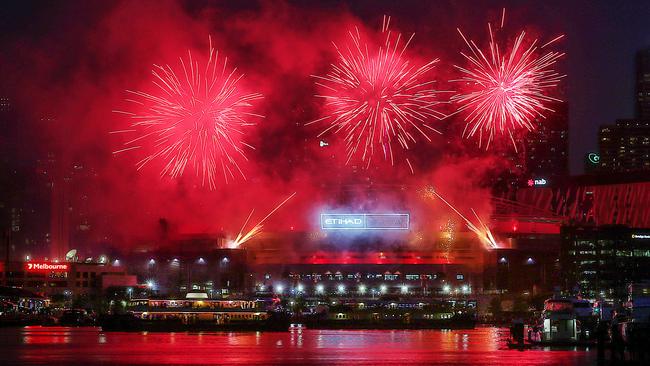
xmin=25 ymin=262 xmax=69 ymax=272
xmin=321 ymin=213 xmax=409 ymax=230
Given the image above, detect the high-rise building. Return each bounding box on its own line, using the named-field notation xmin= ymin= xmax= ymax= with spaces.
xmin=599 ymin=119 xmax=650 ymax=172
xmin=560 ymin=225 xmax=650 ymax=298
xmin=636 ymin=48 xmax=650 ymax=120
xmin=595 ymin=49 xmax=650 ymax=174
xmin=0 ymin=98 xmax=51 ymax=261
xmin=492 ymin=102 xmax=569 ymax=197
xmin=524 ymin=103 xmax=569 ymax=179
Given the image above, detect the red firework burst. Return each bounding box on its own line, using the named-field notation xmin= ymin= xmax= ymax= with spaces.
xmin=310 ymin=16 xmax=446 ymax=172
xmin=113 ymin=37 xmax=263 ymax=189
xmin=451 ymin=9 xmax=565 ymax=150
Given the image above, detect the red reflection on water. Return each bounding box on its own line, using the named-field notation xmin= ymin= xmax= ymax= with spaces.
xmin=1 ymin=327 xmax=598 ymax=365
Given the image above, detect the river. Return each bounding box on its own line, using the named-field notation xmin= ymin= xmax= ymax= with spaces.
xmin=1 ymin=326 xmax=599 ymax=365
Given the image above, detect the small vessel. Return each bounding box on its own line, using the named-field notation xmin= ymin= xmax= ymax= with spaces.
xmin=100 ymin=297 xmax=290 ymax=332
xmin=58 ymin=309 xmax=96 ymax=326
xmin=530 ymin=297 xmax=596 ymax=345
xmin=300 ymin=298 xmax=477 ymax=329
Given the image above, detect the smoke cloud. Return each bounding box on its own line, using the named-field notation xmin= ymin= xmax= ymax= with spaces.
xmin=1 ymin=1 xmax=556 ymax=253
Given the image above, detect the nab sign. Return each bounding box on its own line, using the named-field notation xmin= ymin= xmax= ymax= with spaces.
xmin=25 ymin=262 xmax=69 ymax=272
xmin=527 ymin=178 xmax=548 ymax=187
xmin=321 ymin=213 xmax=409 ymax=230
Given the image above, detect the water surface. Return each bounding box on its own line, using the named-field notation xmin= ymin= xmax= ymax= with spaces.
xmin=1 ymin=326 xmax=599 ymax=365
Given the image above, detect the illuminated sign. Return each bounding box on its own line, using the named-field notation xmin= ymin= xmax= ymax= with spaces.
xmin=321 ymin=214 xmax=409 ymax=230
xmin=25 ymin=262 xmax=69 ymax=272
xmin=588 ymin=153 xmax=600 ymax=165
xmin=632 ymin=234 xmax=650 ymax=240
xmin=527 ymin=178 xmax=547 ymax=187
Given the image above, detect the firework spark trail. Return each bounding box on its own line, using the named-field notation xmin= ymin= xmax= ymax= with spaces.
xmin=232 ymin=192 xmax=297 ymax=247
xmin=309 ymin=15 xmax=447 ymax=170
xmin=113 ymin=37 xmax=263 ymax=189
xmin=442 ymin=218 xmax=456 ymax=261
xmin=451 ymin=8 xmax=565 ymax=150
xmin=424 ymin=187 xmax=499 ymax=249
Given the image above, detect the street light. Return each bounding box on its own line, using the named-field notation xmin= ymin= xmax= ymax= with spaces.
xmin=358 ymin=284 xmax=367 ymax=294
xmin=379 ymin=284 xmax=388 ymax=294
xmin=400 ymin=285 xmax=409 ymax=294
xmin=275 ymin=284 xmax=284 ymax=294
xmin=442 ymin=284 xmax=451 ymax=294
xmin=146 ymin=280 xmax=156 ymax=291
xmin=337 ymin=284 xmax=346 ymax=294
xmin=296 ymin=283 xmax=305 ymax=293
xmin=316 ymin=284 xmax=325 ymax=294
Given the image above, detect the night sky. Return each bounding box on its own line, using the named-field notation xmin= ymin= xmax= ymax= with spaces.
xmin=2 ymin=0 xmax=650 ymax=248
xmin=2 ymin=0 xmax=650 ymax=173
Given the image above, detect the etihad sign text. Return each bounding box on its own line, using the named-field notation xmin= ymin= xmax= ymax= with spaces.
xmin=321 ymin=213 xmax=409 ymax=230
xmin=325 ymin=218 xmax=363 ymax=225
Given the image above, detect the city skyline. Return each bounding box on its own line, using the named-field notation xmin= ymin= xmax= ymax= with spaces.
xmin=2 ymin=2 xmax=650 ymax=364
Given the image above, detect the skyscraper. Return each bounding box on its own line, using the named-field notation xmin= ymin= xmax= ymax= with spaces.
xmin=636 ymin=48 xmax=650 ymax=120
xmin=596 ymin=49 xmax=650 ymax=174
xmin=599 ymin=119 xmax=650 ymax=172
xmin=524 ymin=103 xmax=569 ymax=179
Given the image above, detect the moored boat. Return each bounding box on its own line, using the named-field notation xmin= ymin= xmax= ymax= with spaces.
xmin=300 ymin=298 xmax=477 ymax=329
xmin=100 ymin=297 xmax=290 ymax=332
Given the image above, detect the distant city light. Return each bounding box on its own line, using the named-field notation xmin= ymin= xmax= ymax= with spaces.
xmin=462 ymin=285 xmax=470 ymax=294
xmin=379 ymin=284 xmax=388 ymax=294
xmin=222 ymin=257 xmax=229 ymax=263
xmin=526 ymin=257 xmax=535 ymax=264
xmin=296 ymin=284 xmax=304 ymax=293
xmin=148 ymin=259 xmax=155 ymax=265
xmin=337 ymin=284 xmax=346 ymax=294
xmin=24 ymin=255 xmax=30 ymax=262
xmin=400 ymin=285 xmax=409 ymax=294
xmin=443 ymin=284 xmax=451 ymax=293
xmin=358 ymin=284 xmax=367 ymax=294
xmin=146 ymin=280 xmax=156 ymax=290
xmin=197 ymin=257 xmax=206 ymax=264
xmin=499 ymin=257 xmax=507 ymax=264
xmin=275 ymin=284 xmax=284 ymax=294
xmin=113 ymin=259 xmax=120 ymax=266
xmin=316 ymin=284 xmax=325 ymax=294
